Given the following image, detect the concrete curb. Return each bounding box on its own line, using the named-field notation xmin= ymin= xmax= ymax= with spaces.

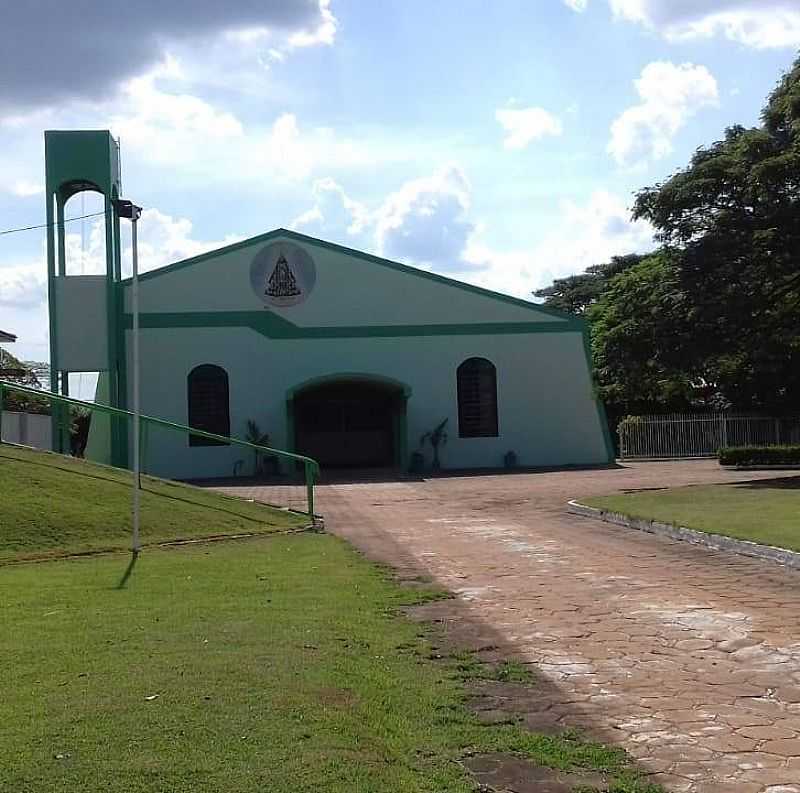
xmin=720 ymin=464 xmax=800 ymax=471
xmin=567 ymin=499 xmax=800 ymax=571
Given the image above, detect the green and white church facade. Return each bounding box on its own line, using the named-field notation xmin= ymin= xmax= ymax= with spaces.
xmin=46 ymin=130 xmax=614 ymax=479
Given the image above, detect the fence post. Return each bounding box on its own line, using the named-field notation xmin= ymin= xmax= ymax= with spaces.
xmin=140 ymin=420 xmax=149 ymax=475
xmin=305 ymin=460 xmax=315 ymax=518
xmin=0 ymin=383 xmax=4 ymax=443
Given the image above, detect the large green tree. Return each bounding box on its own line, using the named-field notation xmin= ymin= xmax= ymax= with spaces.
xmin=588 ymin=251 xmax=695 ymax=411
xmin=536 ymin=56 xmax=800 ymax=416
xmin=632 ymin=56 xmax=800 ymax=412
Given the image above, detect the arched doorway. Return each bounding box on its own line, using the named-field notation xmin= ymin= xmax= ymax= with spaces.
xmin=290 ymin=376 xmax=409 ymax=468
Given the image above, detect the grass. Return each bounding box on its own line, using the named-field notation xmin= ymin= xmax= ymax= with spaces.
xmin=586 ymin=477 xmax=800 ymax=551
xmin=1 ymin=445 xmax=663 ymax=791
xmin=0 ymin=444 xmax=306 ymax=561
xmin=1 ymin=535 xmax=662 ymax=793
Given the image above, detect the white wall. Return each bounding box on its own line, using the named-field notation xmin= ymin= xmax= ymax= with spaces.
xmin=130 ymin=325 xmax=610 ymax=480
xmin=55 ymin=275 xmax=108 ymax=371
xmin=1 ymin=411 xmax=52 ymax=450
xmin=92 ymin=232 xmax=612 ymax=479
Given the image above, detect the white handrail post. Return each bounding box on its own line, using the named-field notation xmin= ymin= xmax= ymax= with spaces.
xmin=115 ymin=198 xmax=144 ymax=554
xmin=131 ymin=212 xmax=141 ymax=553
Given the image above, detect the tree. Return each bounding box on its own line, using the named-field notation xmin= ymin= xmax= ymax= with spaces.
xmin=632 ymin=56 xmax=800 ymax=412
xmin=534 ymin=254 xmax=645 ymax=316
xmin=588 ymin=252 xmax=696 ymax=411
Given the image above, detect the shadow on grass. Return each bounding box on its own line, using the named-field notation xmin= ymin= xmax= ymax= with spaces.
xmin=722 ymin=476 xmax=800 ymax=490
xmin=115 ymin=550 xmax=139 ymax=589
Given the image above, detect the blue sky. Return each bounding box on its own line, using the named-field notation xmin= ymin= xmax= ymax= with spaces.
xmin=1 ymin=0 xmax=798 ymax=363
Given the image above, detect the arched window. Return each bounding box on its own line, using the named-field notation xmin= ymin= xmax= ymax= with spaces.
xmin=187 ymin=365 xmax=230 ymax=446
xmin=457 ymin=357 xmax=498 ymax=438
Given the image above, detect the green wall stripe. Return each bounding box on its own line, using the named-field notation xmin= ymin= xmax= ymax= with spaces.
xmin=121 ymin=310 xmax=584 ymax=339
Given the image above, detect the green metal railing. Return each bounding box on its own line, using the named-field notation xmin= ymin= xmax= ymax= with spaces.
xmin=0 ymin=380 xmax=319 ymax=517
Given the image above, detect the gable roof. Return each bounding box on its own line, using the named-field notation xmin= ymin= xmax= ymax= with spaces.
xmin=124 ymin=228 xmax=578 ymax=323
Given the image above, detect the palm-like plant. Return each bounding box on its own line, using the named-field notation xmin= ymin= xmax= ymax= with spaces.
xmin=245 ymin=419 xmax=271 ymax=476
xmin=420 ymin=418 xmax=448 ymax=471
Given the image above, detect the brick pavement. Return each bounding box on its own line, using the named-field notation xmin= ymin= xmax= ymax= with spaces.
xmin=216 ymin=461 xmax=800 ymax=792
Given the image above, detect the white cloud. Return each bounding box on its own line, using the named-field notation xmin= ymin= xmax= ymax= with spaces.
xmin=292 ymin=171 xmax=655 ymax=298
xmin=564 ymin=0 xmax=588 ymax=11
xmin=608 ymin=61 xmax=718 ymax=167
xmin=104 ymin=63 xmax=381 ymax=184
xmin=288 ymin=0 xmax=337 ymax=47
xmin=0 ymin=262 xmax=47 ymax=308
xmin=291 ymin=177 xmax=370 ymax=238
xmin=292 ymin=166 xmax=481 ymax=272
xmin=121 ymin=209 xmax=243 ymax=276
xmin=268 ymin=113 xmax=315 ymax=181
xmin=609 ymin=0 xmax=800 ymax=49
xmin=10 ymin=180 xmax=43 ymax=197
xmin=109 ymin=72 xmax=244 ymax=165
xmin=495 ymin=107 xmax=563 ymax=150
xmin=373 ymin=166 xmax=478 ymax=270
xmin=460 ymin=190 xmax=655 ymax=297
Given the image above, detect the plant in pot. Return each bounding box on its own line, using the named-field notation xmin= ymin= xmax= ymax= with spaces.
xmin=420 ymin=418 xmax=448 ymax=471
xmin=245 ymin=420 xmax=278 ymax=476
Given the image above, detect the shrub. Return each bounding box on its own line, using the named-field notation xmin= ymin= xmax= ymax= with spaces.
xmin=719 ymin=445 xmax=800 ymax=466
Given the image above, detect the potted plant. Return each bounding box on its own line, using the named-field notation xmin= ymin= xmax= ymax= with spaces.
xmin=245 ymin=420 xmax=278 ymax=476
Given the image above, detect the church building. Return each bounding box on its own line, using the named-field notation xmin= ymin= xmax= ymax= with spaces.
xmin=45 ymin=130 xmax=614 ymax=479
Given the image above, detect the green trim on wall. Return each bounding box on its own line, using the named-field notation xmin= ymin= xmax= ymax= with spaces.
xmin=122 ymin=310 xmax=584 ymax=339
xmin=581 ymin=328 xmax=616 ymax=464
xmin=122 ymin=227 xmax=580 ymax=324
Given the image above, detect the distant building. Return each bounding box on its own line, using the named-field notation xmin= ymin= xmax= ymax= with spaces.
xmin=0 ymin=330 xmax=17 ymax=343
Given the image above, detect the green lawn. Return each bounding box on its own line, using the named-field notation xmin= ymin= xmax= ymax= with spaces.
xmin=1 ymin=536 xmax=661 ymax=793
xmin=1 ymin=445 xmax=662 ymax=792
xmin=586 ymin=477 xmax=800 ymax=551
xmin=0 ymin=444 xmax=306 ymax=561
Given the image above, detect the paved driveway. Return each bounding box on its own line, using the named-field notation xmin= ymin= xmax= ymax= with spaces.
xmin=218 ymin=461 xmax=800 ymax=792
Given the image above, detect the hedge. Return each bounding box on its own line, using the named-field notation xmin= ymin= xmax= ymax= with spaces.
xmin=719 ymin=445 xmax=800 ymax=466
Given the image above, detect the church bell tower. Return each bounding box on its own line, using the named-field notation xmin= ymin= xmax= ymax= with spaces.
xmin=45 ymin=130 xmax=127 ymax=466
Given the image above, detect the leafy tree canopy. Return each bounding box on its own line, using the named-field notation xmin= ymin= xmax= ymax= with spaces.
xmin=631 ymin=56 xmax=800 ymax=412
xmin=536 ymin=55 xmax=800 ymax=416
xmin=534 ymin=254 xmax=645 ymax=316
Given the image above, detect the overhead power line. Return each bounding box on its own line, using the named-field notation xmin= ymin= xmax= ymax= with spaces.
xmin=0 ymin=210 xmax=106 ymax=237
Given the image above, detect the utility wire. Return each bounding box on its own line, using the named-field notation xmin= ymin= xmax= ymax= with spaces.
xmin=0 ymin=210 xmax=106 ymax=237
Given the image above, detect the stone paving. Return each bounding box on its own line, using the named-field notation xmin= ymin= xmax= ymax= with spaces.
xmin=216 ymin=461 xmax=800 ymax=792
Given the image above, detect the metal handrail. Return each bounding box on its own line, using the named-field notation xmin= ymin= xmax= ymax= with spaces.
xmin=0 ymin=379 xmax=319 ymax=516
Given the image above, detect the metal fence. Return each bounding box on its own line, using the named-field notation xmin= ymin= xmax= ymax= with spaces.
xmin=618 ymin=413 xmax=800 ymax=460
xmin=0 ymin=380 xmax=319 ymax=518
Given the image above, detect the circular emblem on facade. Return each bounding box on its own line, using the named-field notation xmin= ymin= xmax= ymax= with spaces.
xmin=250 ymin=242 xmax=316 ymax=307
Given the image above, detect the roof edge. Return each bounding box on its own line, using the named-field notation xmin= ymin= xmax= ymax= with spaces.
xmin=123 ymin=227 xmax=581 ymax=323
